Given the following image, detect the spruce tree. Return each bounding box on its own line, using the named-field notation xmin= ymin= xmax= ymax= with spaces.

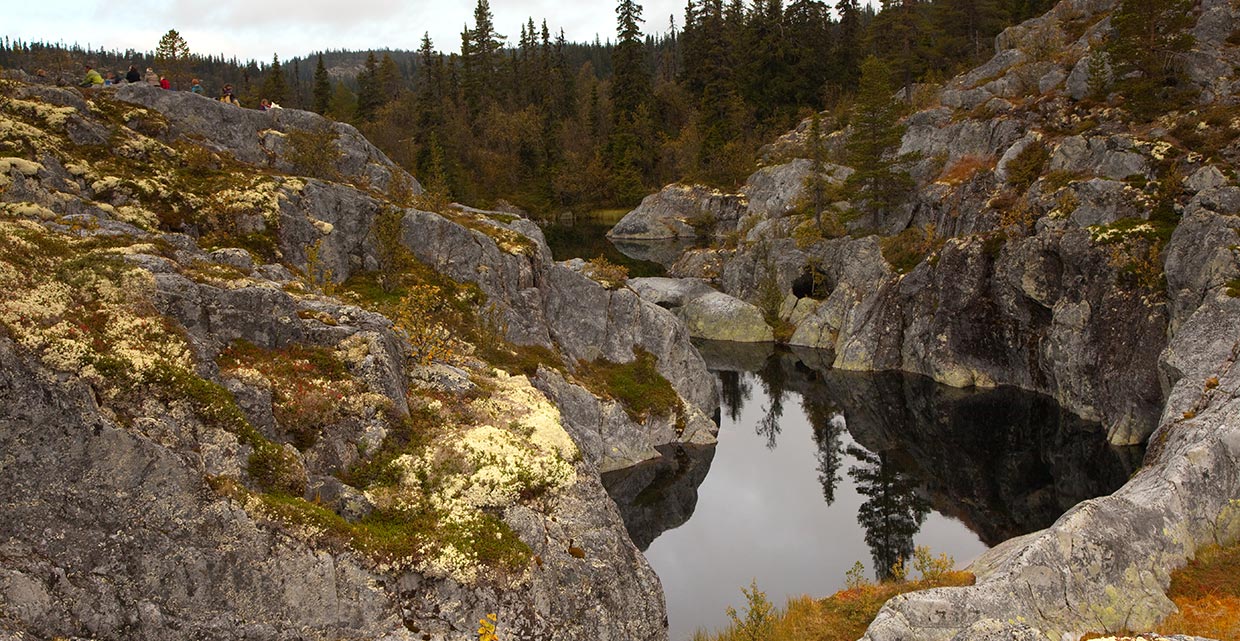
xmin=844 ymin=56 xmax=913 ymax=219
xmin=833 ymin=0 xmax=862 ymax=92
xmin=1105 ymin=0 xmax=1195 ymax=120
xmin=462 ymin=0 xmax=505 ymax=111
xmin=313 ymin=54 xmax=331 ymax=115
xmin=609 ymin=0 xmax=654 ymax=202
xmin=932 ymin=0 xmax=1006 ymax=67
xmin=356 ymin=52 xmax=381 ymax=121
xmin=261 ymin=54 xmax=287 ymax=104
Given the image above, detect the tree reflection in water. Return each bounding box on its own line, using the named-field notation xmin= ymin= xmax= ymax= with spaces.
xmin=718 ymin=370 xmax=751 ymax=423
xmin=756 ymin=358 xmax=788 ymax=450
xmin=846 ymin=446 xmax=931 ymax=580
xmin=604 ymin=342 xmax=1143 ymax=585
xmin=804 ymin=395 xmax=844 ymax=505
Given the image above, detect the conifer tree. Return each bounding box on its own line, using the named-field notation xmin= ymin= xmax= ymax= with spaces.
xmin=313 ymin=54 xmax=331 ymax=115
xmin=461 ymin=0 xmax=505 ymax=111
xmin=609 ymin=0 xmax=653 ymax=201
xmin=155 ymin=29 xmax=190 ymax=88
xmin=869 ymin=0 xmax=925 ymax=100
xmin=1105 ymin=0 xmax=1195 ymax=120
xmin=844 ymin=56 xmax=913 ymax=219
xmin=356 ymin=52 xmax=382 ymax=121
xmin=932 ymin=0 xmax=1005 ymax=66
xmin=833 ymin=0 xmax=862 ymax=92
xmin=377 ymin=53 xmax=403 ymax=103
xmin=262 ymin=54 xmax=287 ymax=104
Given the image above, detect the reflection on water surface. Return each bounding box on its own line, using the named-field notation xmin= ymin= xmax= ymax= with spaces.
xmin=604 ymin=341 xmax=1143 ymax=641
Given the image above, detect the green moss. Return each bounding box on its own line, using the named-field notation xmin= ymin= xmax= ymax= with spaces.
xmin=214 ymin=481 xmax=530 ymax=575
xmin=479 ymin=342 xmax=565 ymax=378
xmin=151 ymin=364 xmax=304 ymax=495
xmin=982 ymin=232 xmax=1007 ymax=258
xmin=203 ymin=231 xmax=280 ymax=263
xmin=576 ymin=348 xmax=684 ymax=424
xmin=340 ymin=406 xmax=437 ymax=490
xmin=217 ymin=340 xmax=356 ymax=451
xmin=1004 ymin=141 xmax=1050 ymax=192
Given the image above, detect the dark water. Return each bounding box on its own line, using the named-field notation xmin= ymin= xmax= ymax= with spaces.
xmin=540 ymin=211 xmax=703 ymax=275
xmin=603 ymin=341 xmax=1144 ymax=641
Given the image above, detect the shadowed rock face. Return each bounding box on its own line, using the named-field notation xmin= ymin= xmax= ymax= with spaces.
xmin=811 ymin=367 xmax=1144 ymax=547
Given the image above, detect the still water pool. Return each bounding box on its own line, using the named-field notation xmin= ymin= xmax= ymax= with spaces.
xmin=603 ymin=341 xmax=1143 ymax=641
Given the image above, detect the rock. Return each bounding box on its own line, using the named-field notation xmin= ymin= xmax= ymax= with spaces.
xmin=676 ymin=292 xmax=774 ymax=343
xmin=1067 ymin=53 xmax=1108 ymax=100
xmin=994 ymin=134 xmax=1043 ymax=182
xmin=865 ymin=294 xmax=1240 ymax=641
xmin=1038 ymin=67 xmax=1068 ymax=94
xmin=744 ymin=159 xmax=851 ymax=220
xmin=627 ymin=277 xmax=717 ymax=309
xmin=607 ymin=183 xmax=745 ymax=240
xmin=1163 ymin=206 xmax=1240 ymax=333
xmin=1066 ymin=178 xmax=1138 ymax=227
xmin=532 ymin=368 xmax=717 ymax=473
xmin=112 ymin=84 xmax=417 ymax=193
xmin=207 ymin=247 xmax=255 ymax=273
xmin=1049 ymin=135 xmax=1147 ymax=180
xmin=306 ymin=476 xmax=375 ymax=521
xmin=1184 ymin=165 xmax=1228 ymax=193
xmin=408 ymin=362 xmax=476 ymax=394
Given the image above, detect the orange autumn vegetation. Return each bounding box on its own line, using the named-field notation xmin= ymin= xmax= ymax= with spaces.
xmin=697 ymin=549 xmax=974 ymax=641
xmin=937 ymin=155 xmax=996 ymax=185
xmin=1156 ymin=543 xmax=1240 ymax=640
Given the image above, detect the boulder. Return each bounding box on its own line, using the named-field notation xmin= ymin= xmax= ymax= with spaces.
xmin=607 ymin=183 xmax=745 ymax=240
xmin=676 ymin=292 xmax=774 ymax=343
xmin=627 ymin=277 xmax=718 ymax=309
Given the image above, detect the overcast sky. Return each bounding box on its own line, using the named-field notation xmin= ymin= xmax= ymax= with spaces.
xmin=5 ymin=0 xmax=693 ymax=62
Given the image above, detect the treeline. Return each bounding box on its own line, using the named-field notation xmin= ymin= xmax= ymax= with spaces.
xmin=1 ymin=0 xmax=1055 ymax=214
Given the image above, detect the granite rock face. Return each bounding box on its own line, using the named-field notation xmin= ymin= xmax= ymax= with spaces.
xmin=0 ymin=77 xmax=711 ymax=641
xmin=626 ymin=0 xmax=1240 ymax=637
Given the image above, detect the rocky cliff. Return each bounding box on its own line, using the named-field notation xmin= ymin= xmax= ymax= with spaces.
xmin=0 ymin=78 xmax=718 ymax=639
xmin=615 ymin=0 xmax=1240 ymax=637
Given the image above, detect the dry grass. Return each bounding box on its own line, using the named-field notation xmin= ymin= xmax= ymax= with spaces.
xmin=698 ymin=550 xmax=974 ymax=641
xmin=937 ymin=155 xmax=996 ymax=185
xmin=1156 ymin=543 xmax=1240 ymax=640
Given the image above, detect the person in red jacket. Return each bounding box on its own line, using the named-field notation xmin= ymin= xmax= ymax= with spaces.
xmin=159 ymin=75 xmax=171 ymax=90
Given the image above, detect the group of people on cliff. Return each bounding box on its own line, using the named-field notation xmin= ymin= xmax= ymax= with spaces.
xmin=80 ymin=62 xmax=281 ymax=111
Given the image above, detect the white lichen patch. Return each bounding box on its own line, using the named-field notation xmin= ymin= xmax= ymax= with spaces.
xmin=0 ymin=221 xmax=192 ymax=385
xmin=207 ymin=177 xmax=285 ymax=225
xmin=0 ymin=156 xmax=43 ymax=177
xmin=1 ymin=201 xmax=58 ymax=221
xmin=112 ymin=204 xmax=159 ymax=229
xmin=310 ymin=218 xmax=334 ymax=235
xmin=3 ymin=98 xmax=76 ymax=130
xmin=1089 ymin=222 xmax=1155 ymax=243
xmin=386 ymin=371 xmax=578 ymax=583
